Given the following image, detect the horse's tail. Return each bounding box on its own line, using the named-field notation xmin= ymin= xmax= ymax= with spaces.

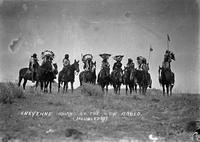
xmin=158 ymin=67 xmax=163 ymax=86
xmin=18 ymin=69 xmax=23 ymax=86
xmin=18 ymin=68 xmax=29 ymax=86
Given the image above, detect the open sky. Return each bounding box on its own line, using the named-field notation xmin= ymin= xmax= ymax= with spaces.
xmin=0 ymin=0 xmax=199 ymax=93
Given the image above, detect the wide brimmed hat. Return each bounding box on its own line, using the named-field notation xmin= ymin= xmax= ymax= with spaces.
xmin=113 ymin=55 xmax=124 ymax=61
xmin=82 ymin=54 xmax=93 ymax=61
xmin=99 ymin=53 xmax=111 ymax=60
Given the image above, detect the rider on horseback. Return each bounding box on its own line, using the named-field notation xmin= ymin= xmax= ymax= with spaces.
xmin=41 ymin=50 xmax=57 ymax=79
xmin=29 ymin=53 xmax=39 ymax=82
xmin=137 ymin=56 xmax=151 ymax=88
xmin=125 ymin=58 xmax=135 ymax=70
xmin=62 ymin=54 xmax=70 ymax=71
xmin=160 ymin=50 xmax=175 ymax=86
xmin=112 ymin=55 xmax=124 ymax=77
xmin=137 ymin=56 xmax=149 ymax=71
xmin=99 ymin=53 xmax=111 ymax=77
xmin=82 ymin=54 xmax=93 ymax=71
xmin=162 ymin=50 xmax=175 ymax=71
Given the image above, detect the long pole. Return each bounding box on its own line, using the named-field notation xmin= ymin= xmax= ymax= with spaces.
xmin=167 ymin=34 xmax=170 ymax=50
xmin=167 ymin=39 xmax=169 ymax=50
xmin=148 ymin=45 xmax=152 ymax=64
xmin=148 ymin=49 xmax=151 ymax=64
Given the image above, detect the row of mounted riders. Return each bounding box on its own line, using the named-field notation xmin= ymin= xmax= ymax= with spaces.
xmin=18 ymin=50 xmax=175 ymax=95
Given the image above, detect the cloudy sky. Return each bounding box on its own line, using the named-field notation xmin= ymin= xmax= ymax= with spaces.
xmin=0 ymin=0 xmax=199 ymax=93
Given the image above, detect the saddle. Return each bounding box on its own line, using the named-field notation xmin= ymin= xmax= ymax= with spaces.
xmin=99 ymin=67 xmax=110 ymax=78
xmin=112 ymin=69 xmax=123 ymax=78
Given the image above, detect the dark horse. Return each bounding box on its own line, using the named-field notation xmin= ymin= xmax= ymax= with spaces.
xmin=158 ymin=67 xmax=175 ymax=96
xmin=97 ymin=67 xmax=110 ymax=93
xmin=58 ymin=60 xmax=80 ymax=93
xmin=79 ymin=61 xmax=96 ymax=85
xmin=18 ymin=62 xmax=39 ymax=90
xmin=134 ymin=70 xmax=151 ymax=95
xmin=110 ymin=69 xmax=123 ymax=94
xmin=123 ymin=67 xmax=137 ymax=95
xmin=18 ymin=61 xmax=57 ymax=93
xmin=36 ymin=62 xmax=58 ymax=93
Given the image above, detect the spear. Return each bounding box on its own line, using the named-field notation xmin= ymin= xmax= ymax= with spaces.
xmin=167 ymin=34 xmax=170 ymax=50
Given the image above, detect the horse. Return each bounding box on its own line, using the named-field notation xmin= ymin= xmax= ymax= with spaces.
xmin=18 ymin=62 xmax=39 ymax=90
xmin=123 ymin=67 xmax=137 ymax=95
xmin=97 ymin=67 xmax=110 ymax=93
xmin=134 ymin=69 xmax=151 ymax=95
xmin=36 ymin=62 xmax=58 ymax=93
xmin=58 ymin=60 xmax=80 ymax=93
xmin=110 ymin=69 xmax=123 ymax=94
xmin=158 ymin=66 xmax=175 ymax=96
xmin=79 ymin=61 xmax=96 ymax=85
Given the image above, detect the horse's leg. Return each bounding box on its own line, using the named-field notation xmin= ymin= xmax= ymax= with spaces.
xmin=113 ymin=85 xmax=116 ymax=94
xmin=134 ymin=84 xmax=137 ymax=93
xmin=40 ymin=81 xmax=43 ymax=91
xmin=118 ymin=85 xmax=121 ymax=95
xmin=143 ymin=86 xmax=147 ymax=95
xmin=106 ymin=85 xmax=108 ymax=94
xmin=71 ymin=82 xmax=74 ymax=94
xmin=65 ymin=82 xmax=68 ymax=93
xmin=166 ymin=84 xmax=169 ymax=96
xmin=102 ymin=84 xmax=105 ymax=93
xmin=162 ymin=84 xmax=165 ymax=96
xmin=35 ymin=81 xmax=39 ymax=90
xmin=44 ymin=81 xmax=48 ymax=93
xmin=115 ymin=85 xmax=118 ymax=94
xmin=139 ymin=86 xmax=142 ymax=95
xmin=129 ymin=84 xmax=133 ymax=95
xmin=125 ymin=84 xmax=128 ymax=95
xmin=63 ymin=82 xmax=65 ymax=93
xmin=170 ymin=85 xmax=173 ymax=96
xmin=23 ymin=79 xmax=27 ymax=90
xmin=49 ymin=81 xmax=52 ymax=93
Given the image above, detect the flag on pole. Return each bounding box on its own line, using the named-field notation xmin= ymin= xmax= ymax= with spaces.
xmin=167 ymin=34 xmax=170 ymax=42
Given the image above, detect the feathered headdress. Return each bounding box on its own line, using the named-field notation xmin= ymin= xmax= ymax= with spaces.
xmin=41 ymin=50 xmax=55 ymax=59
xmin=82 ymin=54 xmax=93 ymax=61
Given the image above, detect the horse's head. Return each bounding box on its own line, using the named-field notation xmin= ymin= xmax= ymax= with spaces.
xmin=53 ymin=63 xmax=58 ymax=70
xmin=73 ymin=59 xmax=80 ymax=73
xmin=170 ymin=52 xmax=175 ymax=61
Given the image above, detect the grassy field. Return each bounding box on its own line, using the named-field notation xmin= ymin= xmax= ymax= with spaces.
xmin=0 ymin=82 xmax=200 ymax=142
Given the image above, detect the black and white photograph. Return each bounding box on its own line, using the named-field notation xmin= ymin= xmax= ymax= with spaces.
xmin=0 ymin=0 xmax=199 ymax=141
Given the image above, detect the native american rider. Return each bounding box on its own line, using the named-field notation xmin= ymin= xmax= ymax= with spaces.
xmin=41 ymin=50 xmax=57 ymax=79
xmin=99 ymin=53 xmax=111 ymax=77
xmin=62 ymin=54 xmax=70 ymax=71
xmin=82 ymin=54 xmax=93 ymax=71
xmin=29 ymin=53 xmax=39 ymax=82
xmin=137 ymin=56 xmax=152 ymax=88
xmin=162 ymin=50 xmax=175 ymax=71
xmin=112 ymin=55 xmax=124 ymax=77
